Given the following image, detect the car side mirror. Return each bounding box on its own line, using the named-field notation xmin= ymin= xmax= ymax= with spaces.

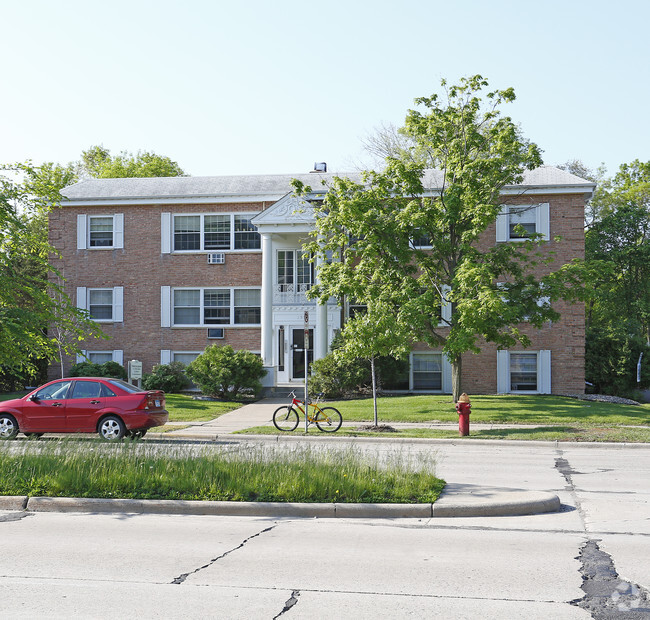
xmin=29 ymin=394 xmax=40 ymax=402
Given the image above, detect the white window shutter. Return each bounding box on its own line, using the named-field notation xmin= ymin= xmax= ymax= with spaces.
xmin=160 ymin=350 xmax=172 ymax=365
xmin=76 ymin=287 xmax=87 ymax=311
xmin=161 ymin=286 xmax=171 ymax=327
xmin=112 ymin=350 xmax=124 ymax=365
xmin=442 ymin=354 xmax=453 ymax=394
xmin=113 ymin=286 xmax=124 ymax=322
xmin=76 ymin=351 xmax=87 ymax=364
xmin=114 ymin=214 xmax=124 ymax=249
xmin=161 ymin=213 xmax=171 ymax=254
xmin=77 ymin=215 xmax=87 ymax=250
xmin=537 ymin=203 xmax=550 ymax=241
xmin=496 ymin=350 xmax=509 ymax=394
xmin=440 ymin=285 xmax=452 ymax=325
xmin=538 ymin=350 xmax=551 ymax=394
xmin=496 ymin=206 xmax=508 ymax=242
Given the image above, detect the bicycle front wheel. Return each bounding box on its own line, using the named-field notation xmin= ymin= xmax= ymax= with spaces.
xmin=273 ymin=406 xmax=300 ymax=431
xmin=315 ymin=407 xmax=342 ymax=433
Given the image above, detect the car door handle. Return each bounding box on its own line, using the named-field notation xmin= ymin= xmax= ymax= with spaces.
xmin=51 ymin=402 xmax=63 ymax=407
xmin=90 ymin=400 xmax=100 ymax=404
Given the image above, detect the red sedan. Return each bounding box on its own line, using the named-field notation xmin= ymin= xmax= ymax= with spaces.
xmin=0 ymin=377 xmax=168 ymax=441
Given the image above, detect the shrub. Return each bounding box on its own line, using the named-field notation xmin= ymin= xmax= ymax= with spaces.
xmin=142 ymin=362 xmax=191 ymax=393
xmin=310 ymin=351 xmax=409 ymax=399
xmin=69 ymin=360 xmax=128 ymax=381
xmin=186 ymin=345 xmax=265 ymax=400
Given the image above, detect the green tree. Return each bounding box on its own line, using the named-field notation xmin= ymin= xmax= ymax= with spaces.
xmin=0 ymin=164 xmax=103 ymax=375
xmin=78 ymin=145 xmax=185 ymax=178
xmin=298 ymin=76 xmax=584 ymax=401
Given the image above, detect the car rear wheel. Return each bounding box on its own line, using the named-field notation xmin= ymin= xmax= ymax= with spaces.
xmin=0 ymin=414 xmax=18 ymax=440
xmin=98 ymin=416 xmax=126 ymax=441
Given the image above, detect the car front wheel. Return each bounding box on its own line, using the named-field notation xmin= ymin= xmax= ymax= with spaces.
xmin=0 ymin=414 xmax=18 ymax=440
xmin=98 ymin=416 xmax=126 ymax=441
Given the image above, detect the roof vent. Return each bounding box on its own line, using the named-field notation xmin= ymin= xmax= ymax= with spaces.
xmin=311 ymin=162 xmax=327 ymax=173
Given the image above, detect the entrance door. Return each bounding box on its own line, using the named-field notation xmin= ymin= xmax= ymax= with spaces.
xmin=291 ymin=328 xmax=313 ymax=380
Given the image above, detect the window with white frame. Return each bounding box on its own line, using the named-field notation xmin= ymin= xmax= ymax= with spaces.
xmin=76 ymin=286 xmax=123 ymax=323
xmin=77 ymin=214 xmax=124 ymax=249
xmin=496 ymin=350 xmax=551 ymax=394
xmin=170 ymin=287 xmax=261 ymax=326
xmin=172 ymin=352 xmax=201 ymax=365
xmin=170 ymin=213 xmax=260 ymax=252
xmin=411 ymin=353 xmax=443 ymax=390
xmin=76 ymin=350 xmax=124 ymax=365
xmin=412 ymin=230 xmax=432 ymax=248
xmin=277 ymin=250 xmax=313 ymax=292
xmin=496 ymin=204 xmax=550 ymax=242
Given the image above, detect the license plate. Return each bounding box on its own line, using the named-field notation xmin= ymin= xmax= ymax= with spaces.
xmin=155 ymin=400 xmax=161 ymax=408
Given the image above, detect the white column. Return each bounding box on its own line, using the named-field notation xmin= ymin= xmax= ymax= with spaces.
xmin=260 ymin=233 xmax=274 ymax=367
xmin=315 ymin=253 xmax=328 ymax=360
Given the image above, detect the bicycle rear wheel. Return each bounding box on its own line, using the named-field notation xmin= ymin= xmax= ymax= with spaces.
xmin=315 ymin=407 xmax=342 ymax=432
xmin=273 ymin=406 xmax=300 ymax=431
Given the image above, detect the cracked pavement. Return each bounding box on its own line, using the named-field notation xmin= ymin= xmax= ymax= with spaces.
xmin=1 ymin=439 xmax=649 ymax=618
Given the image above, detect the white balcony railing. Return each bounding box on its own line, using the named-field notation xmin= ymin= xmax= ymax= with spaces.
xmin=273 ymin=283 xmax=314 ymax=305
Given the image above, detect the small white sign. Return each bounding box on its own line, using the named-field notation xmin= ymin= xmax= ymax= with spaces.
xmin=129 ymin=360 xmax=143 ymax=380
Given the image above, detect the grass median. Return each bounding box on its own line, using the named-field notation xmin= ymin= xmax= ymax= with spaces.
xmin=0 ymin=440 xmax=444 ymax=504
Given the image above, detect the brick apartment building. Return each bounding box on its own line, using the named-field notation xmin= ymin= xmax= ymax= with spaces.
xmin=50 ymin=166 xmax=595 ymax=395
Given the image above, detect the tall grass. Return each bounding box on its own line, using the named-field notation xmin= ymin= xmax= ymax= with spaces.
xmin=0 ymin=440 xmax=444 ymax=503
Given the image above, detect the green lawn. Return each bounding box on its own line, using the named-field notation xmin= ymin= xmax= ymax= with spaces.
xmin=0 ymin=391 xmax=240 ymax=423
xmin=323 ymin=394 xmax=650 ymax=427
xmin=164 ymin=394 xmax=241 ymax=422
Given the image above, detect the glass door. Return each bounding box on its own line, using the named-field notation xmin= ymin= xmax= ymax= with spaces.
xmin=291 ymin=328 xmax=313 ymax=380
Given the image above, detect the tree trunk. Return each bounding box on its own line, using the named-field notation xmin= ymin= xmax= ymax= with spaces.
xmin=451 ymin=354 xmax=462 ymax=402
xmin=371 ymin=355 xmax=378 ymax=427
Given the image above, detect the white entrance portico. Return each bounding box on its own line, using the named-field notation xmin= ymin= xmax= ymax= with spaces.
xmin=252 ymin=194 xmax=338 ymax=386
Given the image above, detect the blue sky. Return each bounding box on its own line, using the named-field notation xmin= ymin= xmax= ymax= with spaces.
xmin=1 ymin=0 xmax=648 ymax=178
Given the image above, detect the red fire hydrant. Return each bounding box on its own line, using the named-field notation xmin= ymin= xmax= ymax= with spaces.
xmin=456 ymin=393 xmax=471 ymax=436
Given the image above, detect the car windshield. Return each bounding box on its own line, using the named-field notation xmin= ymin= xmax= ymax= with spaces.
xmin=107 ymin=379 xmax=143 ymax=394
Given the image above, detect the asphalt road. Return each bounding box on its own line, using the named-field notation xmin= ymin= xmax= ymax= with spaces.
xmin=1 ymin=439 xmax=649 ymax=619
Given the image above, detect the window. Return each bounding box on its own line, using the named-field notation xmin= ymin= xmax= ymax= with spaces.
xmin=87 ymin=351 xmax=113 ymax=364
xmin=496 ymin=204 xmax=550 ymax=242
xmin=496 ymin=350 xmax=551 ymax=394
xmin=277 ymin=250 xmax=313 ymax=291
xmin=70 ymin=381 xmax=103 ymax=399
xmin=88 ymin=289 xmax=114 ymax=321
xmin=35 ymin=381 xmax=72 ymax=400
xmin=170 ymin=287 xmax=261 ymax=326
xmin=412 ymin=231 xmax=432 ymax=248
xmin=509 ymin=353 xmax=538 ymax=391
xmin=411 ymin=353 xmax=443 ymax=390
xmin=77 ymin=214 xmax=123 ymax=249
xmin=170 ymin=213 xmax=260 ymax=252
xmin=77 ymin=287 xmax=123 ymax=323
xmin=172 ymin=352 xmax=201 ymax=365
xmin=234 ymin=215 xmax=261 ymax=249
xmin=89 ymin=217 xmax=114 ymax=247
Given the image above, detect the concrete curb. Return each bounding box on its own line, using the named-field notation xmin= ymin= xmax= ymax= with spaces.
xmin=0 ymin=490 xmax=561 ymax=519
xmin=150 ymin=431 xmax=650 ymax=449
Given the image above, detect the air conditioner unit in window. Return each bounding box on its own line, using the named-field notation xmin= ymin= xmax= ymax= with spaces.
xmin=207 ymin=328 xmax=225 ymax=339
xmin=207 ymin=252 xmax=225 ymax=264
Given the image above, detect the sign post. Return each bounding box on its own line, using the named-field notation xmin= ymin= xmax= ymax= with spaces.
xmin=304 ymin=311 xmax=309 ymax=433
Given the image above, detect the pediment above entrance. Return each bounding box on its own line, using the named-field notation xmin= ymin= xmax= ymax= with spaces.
xmin=252 ymin=193 xmax=315 ymax=233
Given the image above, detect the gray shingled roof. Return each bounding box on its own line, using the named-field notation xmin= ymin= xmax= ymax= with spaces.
xmin=60 ymin=166 xmax=594 ymax=202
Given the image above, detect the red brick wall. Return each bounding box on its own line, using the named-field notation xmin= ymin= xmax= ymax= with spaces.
xmin=49 ymin=202 xmax=264 ymax=377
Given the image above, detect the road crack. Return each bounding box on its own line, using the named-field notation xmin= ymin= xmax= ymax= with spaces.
xmin=171 ymin=525 xmax=276 ymax=585
xmin=273 ymin=589 xmax=300 ymax=618
xmin=570 ymin=539 xmax=650 ymax=617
